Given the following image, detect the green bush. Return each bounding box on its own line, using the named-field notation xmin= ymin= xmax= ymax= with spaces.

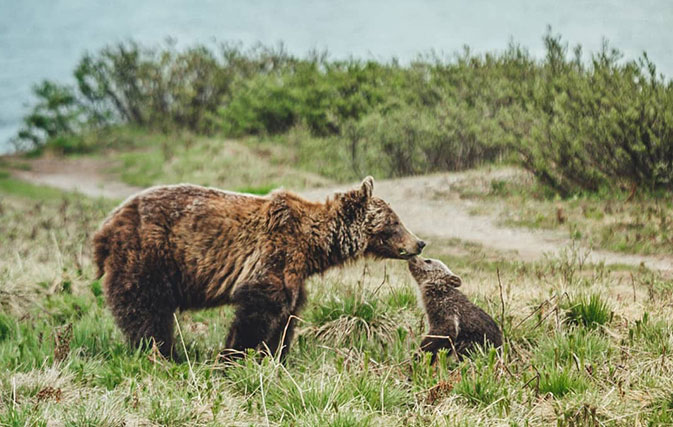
xmin=14 ymin=81 xmax=84 ymax=151
xmin=355 ymin=98 xmax=507 ymax=177
xmin=515 ymin=32 xmax=673 ymax=195
xmin=221 ymin=59 xmax=397 ymax=137
xmin=74 ymin=42 xmax=234 ymax=133
xmin=16 ymin=42 xmax=297 ymax=149
xmin=221 ymin=73 xmax=302 ymax=135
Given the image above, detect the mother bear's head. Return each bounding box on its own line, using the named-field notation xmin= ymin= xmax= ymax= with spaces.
xmin=337 ymin=176 xmax=426 ymax=260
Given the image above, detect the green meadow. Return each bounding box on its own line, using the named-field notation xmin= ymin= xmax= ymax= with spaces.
xmin=1 ymin=175 xmax=672 ymax=425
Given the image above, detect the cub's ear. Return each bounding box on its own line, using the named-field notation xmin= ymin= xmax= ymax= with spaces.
xmin=447 ymin=274 xmax=462 ymax=288
xmin=360 ymin=176 xmax=374 ymax=199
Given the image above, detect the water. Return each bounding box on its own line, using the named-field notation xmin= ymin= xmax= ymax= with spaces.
xmin=1 ymin=0 xmax=672 ymax=153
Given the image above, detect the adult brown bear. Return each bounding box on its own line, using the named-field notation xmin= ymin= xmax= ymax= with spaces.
xmin=93 ymin=177 xmax=425 ymax=358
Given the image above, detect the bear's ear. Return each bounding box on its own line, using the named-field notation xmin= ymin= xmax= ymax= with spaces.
xmin=359 ymin=176 xmax=374 ymax=199
xmin=446 ymin=274 xmax=462 ymax=288
xmin=337 ymin=177 xmax=373 ymax=216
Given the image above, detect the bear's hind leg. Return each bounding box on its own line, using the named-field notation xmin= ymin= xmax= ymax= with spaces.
xmin=104 ymin=269 xmax=177 ymax=358
xmin=125 ymin=310 xmax=175 ymax=357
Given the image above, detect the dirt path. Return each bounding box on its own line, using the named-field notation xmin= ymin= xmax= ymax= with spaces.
xmin=10 ymin=156 xmax=143 ymax=200
xmin=8 ymin=157 xmax=673 ymax=272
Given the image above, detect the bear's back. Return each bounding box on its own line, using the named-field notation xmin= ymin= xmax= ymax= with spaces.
xmin=135 ymin=184 xmax=264 ymax=220
xmin=95 ymin=184 xmax=285 ymax=309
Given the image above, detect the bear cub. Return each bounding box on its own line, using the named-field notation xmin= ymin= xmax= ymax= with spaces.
xmin=408 ymin=256 xmax=502 ymax=360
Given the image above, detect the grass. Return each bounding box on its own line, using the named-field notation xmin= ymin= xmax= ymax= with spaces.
xmin=537 ymin=368 xmax=589 ymax=398
xmin=0 ymin=174 xmax=68 ymax=200
xmin=1 ymin=174 xmax=673 ymax=425
xmin=563 ymin=294 xmax=613 ymax=329
xmin=93 ymin=127 xmax=333 ymax=191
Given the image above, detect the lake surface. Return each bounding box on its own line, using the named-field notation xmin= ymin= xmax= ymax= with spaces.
xmin=1 ymin=0 xmax=672 ymax=153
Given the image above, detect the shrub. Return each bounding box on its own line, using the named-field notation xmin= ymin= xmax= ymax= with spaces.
xmin=356 ymin=98 xmax=507 ymax=177
xmin=14 ymin=81 xmax=85 ymax=151
xmin=74 ymin=42 xmax=234 ymax=133
xmin=221 ymin=59 xmax=396 ymax=137
xmin=15 ymin=42 xmax=296 ymax=149
xmin=221 ymin=73 xmax=302 ymax=135
xmin=515 ymin=31 xmax=673 ymax=195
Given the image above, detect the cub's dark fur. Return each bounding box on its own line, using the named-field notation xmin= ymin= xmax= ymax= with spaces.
xmin=408 ymin=257 xmax=502 ymax=360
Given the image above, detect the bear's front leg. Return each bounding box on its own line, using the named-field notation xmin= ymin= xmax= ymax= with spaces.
xmin=265 ymin=290 xmax=306 ymax=360
xmin=420 ymin=336 xmax=451 ymax=363
xmin=263 ymin=274 xmax=306 ymax=360
xmin=223 ymin=280 xmax=290 ymax=359
xmin=264 ymin=314 xmax=296 ymax=360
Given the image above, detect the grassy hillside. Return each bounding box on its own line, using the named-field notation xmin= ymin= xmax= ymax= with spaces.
xmin=1 ymin=178 xmax=672 ymax=425
xmin=3 ymin=22 xmax=673 ymax=426
xmin=450 ymin=169 xmax=673 ymax=257
xmin=13 ymin=136 xmax=669 ymax=258
xmin=91 ymin=127 xmax=333 ymax=191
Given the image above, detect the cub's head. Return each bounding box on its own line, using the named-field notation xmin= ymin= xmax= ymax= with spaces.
xmin=339 ymin=176 xmax=425 ymax=259
xmin=408 ymin=256 xmax=462 ymax=289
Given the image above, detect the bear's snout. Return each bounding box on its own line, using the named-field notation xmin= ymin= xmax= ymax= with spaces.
xmin=398 ymin=238 xmax=425 ymax=258
xmin=407 ymin=255 xmax=425 ymax=277
xmin=396 ymin=233 xmax=425 ymax=259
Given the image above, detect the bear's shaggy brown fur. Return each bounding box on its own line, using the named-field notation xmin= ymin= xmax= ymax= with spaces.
xmin=408 ymin=257 xmax=502 ymax=360
xmin=93 ymin=177 xmax=425 ymax=358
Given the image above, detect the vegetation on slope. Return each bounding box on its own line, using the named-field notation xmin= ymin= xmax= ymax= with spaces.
xmin=449 ymin=168 xmax=673 ymax=256
xmin=4 ymin=25 xmax=673 ymax=426
xmin=13 ymin=29 xmax=673 ymax=195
